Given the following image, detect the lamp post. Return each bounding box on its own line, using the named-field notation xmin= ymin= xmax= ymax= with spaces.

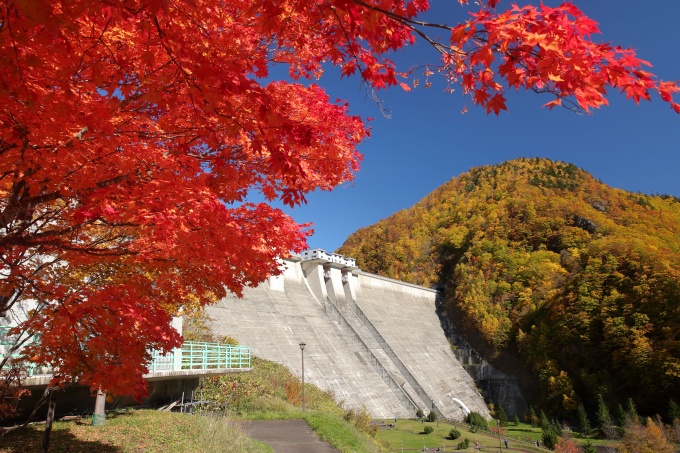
xmin=498 ymin=419 xmax=503 ymax=452
xmin=299 ymin=342 xmax=306 ymax=411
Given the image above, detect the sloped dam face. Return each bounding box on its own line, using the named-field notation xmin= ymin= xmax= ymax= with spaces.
xmin=204 ymin=256 xmax=490 ymax=420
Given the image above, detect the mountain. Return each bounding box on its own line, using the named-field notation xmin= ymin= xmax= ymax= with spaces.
xmin=338 ymin=158 xmax=680 ymax=417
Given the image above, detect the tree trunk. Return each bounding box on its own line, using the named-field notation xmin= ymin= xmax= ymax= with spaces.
xmin=92 ymin=388 xmax=106 ymax=427
xmin=41 ymin=388 xmax=56 ymax=453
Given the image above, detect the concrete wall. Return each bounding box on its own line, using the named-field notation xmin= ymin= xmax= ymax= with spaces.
xmin=205 ymin=257 xmax=489 ymax=420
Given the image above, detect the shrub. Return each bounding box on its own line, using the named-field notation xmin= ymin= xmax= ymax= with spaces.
xmin=457 ymin=438 xmax=470 ymax=450
xmin=426 ymin=410 xmax=437 ymax=422
xmin=449 ymin=427 xmax=461 ymax=440
xmin=416 ymin=409 xmax=424 ymax=419
xmin=423 ymin=425 xmax=434 ymax=434
xmin=465 ymin=411 xmax=488 ymax=430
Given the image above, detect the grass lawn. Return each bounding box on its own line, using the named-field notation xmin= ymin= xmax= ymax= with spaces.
xmin=375 ymin=420 xmax=619 ymax=452
xmin=504 ymin=422 xmax=543 ymax=443
xmin=0 ymin=409 xmax=274 ymax=453
xmin=376 ymin=419 xmax=544 ymax=452
xmin=506 ymin=423 xmax=618 ymax=450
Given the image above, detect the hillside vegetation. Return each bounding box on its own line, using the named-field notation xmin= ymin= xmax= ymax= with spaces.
xmin=1 ymin=356 xmax=384 ymax=453
xmin=338 ymin=158 xmax=680 ymax=417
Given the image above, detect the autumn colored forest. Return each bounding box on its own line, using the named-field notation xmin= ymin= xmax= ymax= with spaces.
xmin=339 ymin=157 xmax=680 ymax=418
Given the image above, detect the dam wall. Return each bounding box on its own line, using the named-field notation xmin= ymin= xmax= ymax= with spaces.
xmin=205 ymin=254 xmax=489 ymax=420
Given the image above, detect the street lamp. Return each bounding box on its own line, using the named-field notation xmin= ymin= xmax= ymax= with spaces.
xmin=498 ymin=418 xmax=503 ymax=452
xmin=299 ymin=342 xmax=306 ymax=411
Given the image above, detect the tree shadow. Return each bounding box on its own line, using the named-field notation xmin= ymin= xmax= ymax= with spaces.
xmin=1 ymin=425 xmax=123 ymax=452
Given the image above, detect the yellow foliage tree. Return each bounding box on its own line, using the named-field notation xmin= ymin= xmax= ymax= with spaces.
xmin=619 ymin=417 xmax=674 ymax=453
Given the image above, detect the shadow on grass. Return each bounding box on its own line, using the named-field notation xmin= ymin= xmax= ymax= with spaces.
xmin=71 ymin=409 xmax=134 ymax=426
xmin=1 ymin=427 xmax=122 ymax=453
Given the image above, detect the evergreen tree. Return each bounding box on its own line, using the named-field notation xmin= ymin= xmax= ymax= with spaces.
xmin=550 ymin=419 xmax=564 ymax=437
xmin=527 ymin=406 xmax=537 ymax=427
xmin=625 ymin=398 xmax=638 ymax=425
xmin=577 ymin=403 xmax=591 ymax=437
xmin=514 ymin=415 xmax=521 ymax=425
xmin=582 ymin=441 xmax=597 ymax=453
xmin=617 ymin=404 xmax=627 ymax=427
xmin=540 ymin=409 xmax=550 ymax=431
xmin=596 ymin=394 xmax=614 ymax=439
xmin=497 ymin=405 xmax=508 ymax=427
xmin=466 ymin=411 xmax=489 ymax=430
xmin=668 ymin=400 xmax=680 ymax=423
xmin=542 ymin=426 xmax=559 ymax=450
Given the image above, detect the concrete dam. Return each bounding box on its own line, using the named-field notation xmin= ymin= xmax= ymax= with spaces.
xmin=205 ymin=250 xmax=490 ymax=420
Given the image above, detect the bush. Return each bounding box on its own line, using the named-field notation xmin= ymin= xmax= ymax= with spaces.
xmin=426 ymin=411 xmax=437 ymax=422
xmin=465 ymin=411 xmax=488 ymax=430
xmin=449 ymin=427 xmax=461 ymax=440
xmin=457 ymin=438 xmax=470 ymax=450
xmin=416 ymin=409 xmax=424 ymax=419
xmin=423 ymin=425 xmax=434 ymax=434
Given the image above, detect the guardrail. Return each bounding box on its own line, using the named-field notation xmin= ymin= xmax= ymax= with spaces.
xmin=149 ymin=342 xmax=251 ymax=372
xmin=1 ymin=327 xmax=250 ymax=377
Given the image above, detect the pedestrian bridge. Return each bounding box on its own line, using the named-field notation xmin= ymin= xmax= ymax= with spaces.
xmin=0 ymin=329 xmax=252 ymax=387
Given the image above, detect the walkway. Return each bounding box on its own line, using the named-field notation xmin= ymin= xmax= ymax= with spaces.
xmin=238 ymin=420 xmax=339 ymax=453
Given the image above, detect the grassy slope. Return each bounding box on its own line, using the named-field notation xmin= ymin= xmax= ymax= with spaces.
xmin=196 ymin=356 xmax=383 ymax=452
xmin=0 ymin=356 xmax=384 ymax=453
xmin=0 ymin=409 xmax=273 ymax=453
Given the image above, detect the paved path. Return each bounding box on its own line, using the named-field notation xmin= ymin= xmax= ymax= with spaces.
xmin=238 ymin=420 xmax=340 ymax=453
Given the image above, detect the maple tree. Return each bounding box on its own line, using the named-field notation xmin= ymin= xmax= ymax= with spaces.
xmin=0 ymin=0 xmax=677 ymax=402
xmin=553 ymin=437 xmax=581 ymax=453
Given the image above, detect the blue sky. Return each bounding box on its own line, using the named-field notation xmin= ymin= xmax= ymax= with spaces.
xmin=276 ymin=1 xmax=680 ymax=253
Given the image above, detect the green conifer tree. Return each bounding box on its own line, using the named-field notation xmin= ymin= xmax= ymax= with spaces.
xmin=497 ymin=405 xmax=508 ymax=427
xmin=577 ymin=403 xmax=591 ymax=437
xmin=625 ymin=398 xmax=638 ymax=425
xmin=583 ymin=441 xmax=597 ymax=453
xmin=540 ymin=409 xmax=550 ymax=432
xmin=541 ymin=426 xmax=558 ymax=450
xmin=596 ymin=394 xmax=614 ymax=439
xmin=527 ymin=406 xmax=537 ymax=427
xmin=617 ymin=404 xmax=627 ymax=427
xmin=668 ymin=400 xmax=680 ymax=423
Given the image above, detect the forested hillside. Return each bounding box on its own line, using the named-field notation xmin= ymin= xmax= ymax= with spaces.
xmin=338 ymin=158 xmax=680 ymax=417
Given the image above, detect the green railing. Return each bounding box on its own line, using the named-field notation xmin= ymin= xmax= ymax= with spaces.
xmin=0 ymin=326 xmax=48 ymax=376
xmin=1 ymin=327 xmax=251 ymax=376
xmin=149 ymin=342 xmax=251 ymax=372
